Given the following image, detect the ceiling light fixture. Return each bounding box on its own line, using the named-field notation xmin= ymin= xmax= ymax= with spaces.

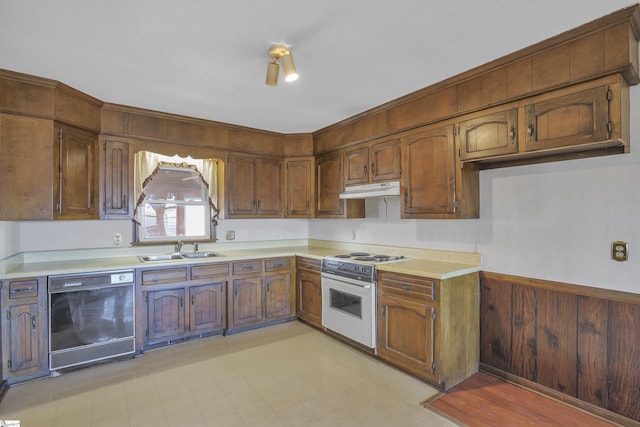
xmin=265 ymin=44 xmax=298 ymax=86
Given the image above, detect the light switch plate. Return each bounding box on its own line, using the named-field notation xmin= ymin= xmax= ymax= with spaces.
xmin=612 ymin=241 xmax=628 ymax=261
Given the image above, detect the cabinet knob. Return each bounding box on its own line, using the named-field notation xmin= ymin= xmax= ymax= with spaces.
xmin=400 ymin=284 xmax=412 ymax=291
xmin=32 ymin=315 xmax=37 ymax=331
xmin=509 ymin=125 xmax=516 ymax=141
xmin=371 ymin=162 xmax=375 ymax=175
xmin=364 ymin=165 xmax=367 ymax=175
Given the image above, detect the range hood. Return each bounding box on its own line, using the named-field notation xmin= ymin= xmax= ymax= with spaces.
xmin=339 ymin=181 xmax=401 ymax=199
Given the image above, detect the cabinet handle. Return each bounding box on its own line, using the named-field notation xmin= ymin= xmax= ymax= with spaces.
xmin=32 ymin=315 xmax=37 ymax=331
xmin=257 ymin=199 xmax=261 ymax=209
xmin=273 ymin=263 xmax=283 ymax=268
xmin=430 ymin=307 xmax=436 ymax=374
xmin=122 ymin=194 xmax=128 ymax=210
xmin=191 ymin=294 xmax=194 ymax=305
xmin=381 ymin=305 xmax=386 ymax=318
xmin=267 ymin=283 xmax=270 ymax=292
xmin=371 ymin=162 xmax=375 ymax=175
xmin=527 ymin=121 xmax=535 ymax=140
xmin=400 ymin=284 xmax=412 ymax=291
xmin=242 ymin=265 xmax=253 ymax=271
xmin=11 ymin=287 xmax=36 ymax=294
xmin=403 ymin=191 xmax=408 ymax=206
xmin=509 ymin=125 xmax=516 ymax=141
xmin=180 ymin=296 xmax=184 ymax=308
xmin=363 ymin=165 xmax=367 ymax=175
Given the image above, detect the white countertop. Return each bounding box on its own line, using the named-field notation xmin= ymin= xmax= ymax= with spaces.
xmin=1 ymin=239 xmax=481 ymax=280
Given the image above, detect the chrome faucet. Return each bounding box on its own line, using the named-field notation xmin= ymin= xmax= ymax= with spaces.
xmin=177 ymin=241 xmax=199 ymax=253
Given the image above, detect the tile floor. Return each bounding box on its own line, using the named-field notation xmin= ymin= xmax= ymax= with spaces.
xmin=0 ymin=322 xmax=455 ymax=426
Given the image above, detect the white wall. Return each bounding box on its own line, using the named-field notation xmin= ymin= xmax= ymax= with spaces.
xmin=0 ymin=222 xmax=20 ymax=259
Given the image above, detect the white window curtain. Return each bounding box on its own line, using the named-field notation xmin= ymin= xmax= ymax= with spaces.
xmin=133 ymin=151 xmax=219 ymax=224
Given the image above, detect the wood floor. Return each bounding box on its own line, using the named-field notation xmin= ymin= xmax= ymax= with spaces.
xmin=423 ymin=372 xmax=622 ymax=427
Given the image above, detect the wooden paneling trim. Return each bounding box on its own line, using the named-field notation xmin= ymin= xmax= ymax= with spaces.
xmin=313 ymin=5 xmax=640 ymax=154
xmin=479 ymin=271 xmax=640 ymax=422
xmin=101 ymin=103 xmax=312 ymax=157
xmin=480 ymin=271 xmax=640 ymax=305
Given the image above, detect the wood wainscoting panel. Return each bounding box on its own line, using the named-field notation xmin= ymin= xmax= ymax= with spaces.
xmin=479 ymin=271 xmax=640 ymax=423
xmin=577 ymin=296 xmax=609 ymax=408
xmin=608 ymin=301 xmax=640 ymax=421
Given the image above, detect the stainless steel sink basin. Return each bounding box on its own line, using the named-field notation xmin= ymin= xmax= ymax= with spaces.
xmin=138 ymin=254 xmax=185 ymax=262
xmin=138 ymin=251 xmax=224 ymax=262
xmin=181 ymin=251 xmax=224 ymax=258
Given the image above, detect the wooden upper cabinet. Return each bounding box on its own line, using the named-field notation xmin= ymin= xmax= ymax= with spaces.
xmin=0 ymin=114 xmax=54 ymax=220
xmin=54 ymin=123 xmax=98 ymax=219
xmin=227 ymin=155 xmax=282 ymax=218
xmin=101 ymin=139 xmax=130 ymax=219
xmin=284 ymin=157 xmax=315 ymax=218
xmin=400 ymin=123 xmax=479 ymax=219
xmin=255 ymin=158 xmax=282 ymax=216
xmin=370 ymin=138 xmax=401 ymax=182
xmin=401 ymin=124 xmax=457 ymax=217
xmin=459 ymin=108 xmax=518 ymax=160
xmin=524 ymin=84 xmax=610 ymax=152
xmin=343 ymin=138 xmax=400 ymax=186
xmin=316 ymin=151 xmax=365 ymax=218
xmin=344 ymin=146 xmax=369 ymax=186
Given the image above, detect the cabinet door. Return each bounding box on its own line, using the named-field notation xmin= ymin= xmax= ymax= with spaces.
xmin=255 ymin=158 xmax=282 ymax=216
xmin=102 ymin=139 xmax=130 ymax=218
xmin=459 ymin=109 xmax=518 ymax=160
xmin=0 ymin=114 xmax=54 ymax=220
xmin=284 ymin=157 xmax=314 ymax=217
xmin=316 ymin=152 xmax=364 ymax=218
xmin=370 ymin=138 xmax=400 ymax=182
xmin=227 ymin=156 xmax=256 ymax=216
xmin=264 ymin=273 xmax=293 ymax=320
xmin=146 ymin=289 xmax=185 ymax=341
xmin=344 ymin=146 xmax=369 ymax=186
xmin=8 ymin=303 xmax=40 ymax=373
xmin=378 ymin=293 xmax=436 ymax=380
xmin=54 ymin=124 xmax=98 ymax=219
xmin=524 ymin=85 xmax=610 ymax=152
xmin=316 ymin=151 xmax=344 ymax=216
xmin=401 ymin=125 xmax=456 ymax=215
xmin=297 ymin=269 xmax=322 ymax=327
xmin=189 ymin=282 xmax=225 ymax=333
xmin=230 ymin=276 xmax=263 ymax=329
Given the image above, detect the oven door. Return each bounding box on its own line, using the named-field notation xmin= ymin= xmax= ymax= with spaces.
xmin=321 ymin=272 xmax=376 ymax=350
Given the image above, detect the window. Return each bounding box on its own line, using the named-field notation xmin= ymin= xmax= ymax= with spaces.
xmin=133 ymin=152 xmax=220 ymax=243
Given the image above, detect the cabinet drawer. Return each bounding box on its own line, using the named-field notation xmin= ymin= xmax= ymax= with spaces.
xmin=232 ymin=261 xmax=263 ymax=275
xmin=265 ymin=258 xmax=291 ymax=272
xmin=142 ymin=267 xmax=188 ymax=285
xmin=191 ymin=263 xmax=229 ymax=280
xmin=9 ymin=279 xmax=39 ymax=299
xmin=378 ymin=272 xmax=435 ymax=302
xmin=296 ymin=257 xmax=320 ymax=272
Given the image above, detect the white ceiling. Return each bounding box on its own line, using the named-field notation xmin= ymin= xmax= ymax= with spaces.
xmin=0 ymin=0 xmax=634 ymax=134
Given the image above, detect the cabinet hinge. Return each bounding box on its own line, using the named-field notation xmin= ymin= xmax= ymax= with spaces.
xmin=145 ymin=329 xmax=148 ymax=338
xmin=607 ymin=122 xmax=613 ymax=139
xmin=453 ymin=126 xmax=458 ymax=136
xmin=6 ymin=310 xmax=10 ymax=320
xmin=432 ymin=309 xmax=437 ymax=320
xmin=606 ymin=88 xmax=612 ymax=102
xmin=7 ymin=360 xmax=12 ymax=370
xmin=58 ymin=129 xmax=63 ymax=142
xmin=431 ymin=361 xmax=436 ymax=374
xmin=103 ymin=142 xmax=107 ymax=151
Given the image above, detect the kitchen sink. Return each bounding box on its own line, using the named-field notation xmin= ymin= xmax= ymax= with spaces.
xmin=138 ymin=251 xmax=224 ymax=262
xmin=181 ymin=251 xmax=223 ymax=258
xmin=138 ymin=254 xmax=185 ymax=262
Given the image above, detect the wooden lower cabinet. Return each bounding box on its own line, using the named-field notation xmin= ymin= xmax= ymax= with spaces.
xmin=141 ymin=264 xmax=227 ymax=349
xmin=296 ymin=257 xmax=322 ymax=328
xmin=146 ymin=289 xmax=185 ymax=342
xmin=1 ymin=277 xmax=48 ymax=384
xmin=229 ymin=276 xmax=264 ymax=329
xmin=377 ymin=271 xmax=479 ymax=391
xmin=227 ymin=258 xmax=295 ymax=333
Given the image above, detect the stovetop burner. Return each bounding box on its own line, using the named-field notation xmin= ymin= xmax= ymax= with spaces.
xmin=350 ymin=252 xmax=370 ymax=257
xmin=330 ymin=253 xmax=409 ymax=264
xmin=353 ymin=256 xmax=377 ymax=261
